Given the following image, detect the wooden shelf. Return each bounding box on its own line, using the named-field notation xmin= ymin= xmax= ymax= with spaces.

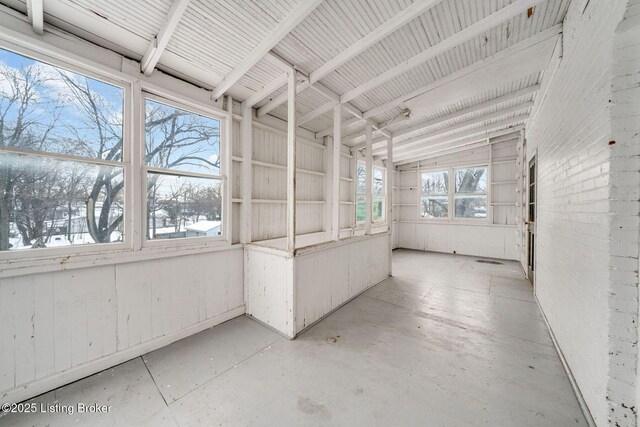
xmin=340 ymin=176 xmax=354 ymax=182
xmin=251 ymin=160 xmax=325 ymax=176
xmin=252 ymin=199 xmax=325 ymax=204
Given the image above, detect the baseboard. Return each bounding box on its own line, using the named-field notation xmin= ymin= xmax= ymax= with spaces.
xmin=1 ymin=305 xmax=246 ymax=405
xmin=535 ymin=296 xmax=597 ymax=427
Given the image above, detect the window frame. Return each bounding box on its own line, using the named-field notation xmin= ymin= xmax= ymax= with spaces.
xmin=419 ymin=169 xmax=450 ymax=221
xmin=418 ymin=163 xmax=490 ymax=223
xmin=0 ymin=44 xmax=133 ymax=260
xmin=0 ymin=38 xmax=233 ymax=265
xmin=355 ymin=160 xmax=367 ymax=225
xmin=372 ymin=165 xmax=386 ymax=224
xmin=453 ymin=165 xmax=489 ymax=221
xmin=141 ymin=92 xmax=228 ymax=248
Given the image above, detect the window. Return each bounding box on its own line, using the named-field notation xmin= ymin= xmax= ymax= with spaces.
xmin=144 ymin=96 xmax=223 ymax=241
xmin=454 ymin=167 xmax=487 ymax=218
xmin=373 ymin=166 xmax=385 ymax=222
xmin=0 ymin=47 xmax=125 ymax=251
xmin=421 ymin=171 xmax=449 ymax=218
xmin=355 ymin=161 xmax=366 ymax=223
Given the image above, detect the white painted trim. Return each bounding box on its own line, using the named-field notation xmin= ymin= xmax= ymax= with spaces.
xmin=365 ymin=123 xmax=373 ymax=235
xmin=287 ymin=70 xmax=297 ymax=252
xmin=25 ymin=0 xmax=43 ymax=34
xmin=332 ymin=104 xmax=342 ymax=241
xmin=241 ymin=105 xmax=252 ymax=244
xmin=0 ymin=305 xmax=245 ymax=405
xmin=140 ymin=0 xmax=191 ymax=76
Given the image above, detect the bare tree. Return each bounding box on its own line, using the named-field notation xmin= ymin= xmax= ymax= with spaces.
xmin=0 ymin=63 xmax=61 ymax=249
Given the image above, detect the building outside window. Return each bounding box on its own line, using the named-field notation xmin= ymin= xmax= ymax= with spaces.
xmin=144 ymin=96 xmax=224 ymax=241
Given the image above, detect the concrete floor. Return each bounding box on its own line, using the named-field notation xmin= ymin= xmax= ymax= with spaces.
xmin=2 ymin=250 xmax=587 ymax=426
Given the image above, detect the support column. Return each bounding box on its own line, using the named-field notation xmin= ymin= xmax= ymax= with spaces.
xmin=287 ymin=70 xmax=297 ymax=252
xmin=224 ymin=95 xmax=233 ymax=244
xmin=241 ymin=103 xmax=252 ymax=244
xmin=332 ymin=103 xmax=342 ymax=241
xmin=365 ymin=123 xmax=373 ymax=235
xmin=386 ymin=136 xmax=393 ymax=275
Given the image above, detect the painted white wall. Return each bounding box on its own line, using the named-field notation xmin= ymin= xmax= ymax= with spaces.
xmin=0 ymin=9 xmax=249 ymax=406
xmin=525 ymin=1 xmax=637 ymax=425
xmin=395 ymin=141 xmax=518 ymax=260
xmin=0 ymin=247 xmax=244 ymax=405
xmin=245 ymin=233 xmax=391 ymax=338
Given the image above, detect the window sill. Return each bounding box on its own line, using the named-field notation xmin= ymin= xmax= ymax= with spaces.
xmin=0 ymin=240 xmax=241 ymax=278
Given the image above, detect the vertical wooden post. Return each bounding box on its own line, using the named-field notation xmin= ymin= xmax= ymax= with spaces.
xmin=323 ymin=135 xmax=333 ymax=241
xmin=287 ymin=70 xmax=297 ymax=253
xmin=332 ymin=103 xmax=342 ymax=241
xmin=241 ymin=103 xmax=252 ymax=244
xmin=386 ymin=136 xmax=393 ymax=275
xmin=224 ymin=95 xmax=233 ymax=244
xmin=365 ymin=123 xmax=373 ymax=235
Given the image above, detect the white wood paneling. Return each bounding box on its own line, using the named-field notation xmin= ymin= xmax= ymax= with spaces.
xmin=244 ymin=246 xmax=295 ymax=337
xmin=295 ymin=233 xmax=390 ymax=332
xmin=397 ymin=222 xmax=517 ymax=260
xmin=245 ymin=234 xmax=390 ymax=338
xmin=0 ymin=248 xmax=244 ymax=404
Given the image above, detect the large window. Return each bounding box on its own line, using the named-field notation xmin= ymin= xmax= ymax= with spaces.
xmin=421 ymin=171 xmax=448 ymax=218
xmin=356 ymin=161 xmax=366 ymax=223
xmin=420 ymin=166 xmax=488 ymax=220
xmin=144 ymin=96 xmax=223 ymax=241
xmin=0 ymin=48 xmax=125 ymax=251
xmin=454 ymin=167 xmax=487 ymax=218
xmin=373 ymin=166 xmax=385 ymax=222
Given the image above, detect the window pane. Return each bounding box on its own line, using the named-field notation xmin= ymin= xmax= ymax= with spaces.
xmin=455 ymin=168 xmax=487 ymax=194
xmin=145 ymin=99 xmax=221 ymax=175
xmin=373 ymin=198 xmax=384 ymax=221
xmin=147 ymin=173 xmax=222 ymax=240
xmin=356 ymin=162 xmax=366 ymax=194
xmin=454 ymin=195 xmax=487 ymax=218
xmin=0 ymin=48 xmax=124 ymax=160
xmin=422 ymin=171 xmax=448 ymax=196
xmin=421 ymin=196 xmax=448 ymax=218
xmin=373 ymin=167 xmax=384 ymax=196
xmin=0 ymin=152 xmax=124 ymax=250
xmin=356 ymin=202 xmax=366 ymax=223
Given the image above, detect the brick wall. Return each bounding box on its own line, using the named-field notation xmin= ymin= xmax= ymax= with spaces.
xmin=525 ymin=0 xmax=637 ymax=425
xmin=608 ymin=1 xmax=640 ymax=424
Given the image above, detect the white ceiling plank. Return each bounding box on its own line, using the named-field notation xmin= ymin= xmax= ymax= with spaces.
xmin=340 ymin=0 xmax=547 ymax=105
xmin=26 ymin=0 xmax=43 ymax=34
xmin=257 ymin=0 xmax=442 ymax=117
xmin=393 ymin=127 xmax=524 ymax=165
xmin=39 ymin=0 xmax=225 ymax=89
xmin=362 ymin=23 xmax=562 ymax=121
xmin=309 ymin=0 xmax=443 ymax=83
xmin=211 ymin=0 xmax=323 ymax=100
xmin=298 ymin=100 xmax=334 ymax=126
xmin=387 ymin=105 xmax=533 ymax=155
xmin=244 ymin=72 xmax=289 ymax=108
xmin=140 ymin=0 xmax=191 ymax=76
xmin=389 ymin=116 xmax=529 ymax=161
xmin=347 ymin=84 xmax=540 ymax=148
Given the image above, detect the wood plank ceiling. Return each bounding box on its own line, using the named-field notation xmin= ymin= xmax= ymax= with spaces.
xmin=0 ymin=0 xmax=571 ymax=161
